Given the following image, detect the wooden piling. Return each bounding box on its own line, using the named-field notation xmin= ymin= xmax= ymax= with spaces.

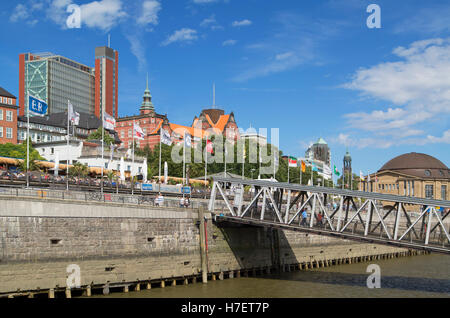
xmin=48 ymin=289 xmax=55 ymax=299
xmin=160 ymin=280 xmax=165 ymax=288
xmin=65 ymin=288 xmax=71 ymax=298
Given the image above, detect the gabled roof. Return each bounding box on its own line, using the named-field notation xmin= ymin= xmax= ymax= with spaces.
xmin=0 ymin=87 xmax=16 ymax=99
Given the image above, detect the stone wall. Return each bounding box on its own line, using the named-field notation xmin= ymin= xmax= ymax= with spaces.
xmin=0 ymin=195 xmax=408 ymax=295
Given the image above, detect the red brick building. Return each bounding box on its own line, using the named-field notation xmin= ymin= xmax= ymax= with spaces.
xmin=0 ymin=87 xmax=18 ymax=144
xmin=95 ymin=46 xmax=119 ymax=119
xmin=115 ymin=79 xmax=171 ymax=150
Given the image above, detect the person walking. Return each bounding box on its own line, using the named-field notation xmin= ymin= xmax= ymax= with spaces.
xmin=300 ymin=209 xmax=308 ymax=226
xmin=317 ymin=212 xmax=323 ymax=227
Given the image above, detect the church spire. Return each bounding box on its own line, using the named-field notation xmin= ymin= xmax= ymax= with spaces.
xmin=140 ymin=74 xmax=154 ymax=114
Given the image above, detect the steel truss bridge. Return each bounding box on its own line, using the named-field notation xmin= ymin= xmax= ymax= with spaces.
xmin=208 ymin=177 xmax=450 ymax=254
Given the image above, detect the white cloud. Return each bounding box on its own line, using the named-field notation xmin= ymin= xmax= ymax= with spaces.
xmin=161 ymin=28 xmax=198 ymax=46
xmin=45 ymin=0 xmax=126 ymax=31
xmin=275 ymin=52 xmax=294 ymax=61
xmin=10 ymin=4 xmax=29 ymax=22
xmin=232 ymin=12 xmax=340 ymax=82
xmin=426 ymin=130 xmax=450 ymax=144
xmin=193 ymin=0 xmax=219 ymax=3
xmin=80 ymin=0 xmax=127 ymax=31
xmin=232 ymin=19 xmax=252 ymax=27
xmin=137 ymin=0 xmax=161 ymax=26
xmin=341 ymin=38 xmax=450 ymax=147
xmin=125 ymin=33 xmax=147 ymax=72
xmin=222 ymin=39 xmax=237 ymax=46
xmin=394 ymin=5 xmax=450 ymax=34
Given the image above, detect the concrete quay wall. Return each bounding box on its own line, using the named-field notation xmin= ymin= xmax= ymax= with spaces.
xmin=0 ymin=196 xmax=410 ymax=296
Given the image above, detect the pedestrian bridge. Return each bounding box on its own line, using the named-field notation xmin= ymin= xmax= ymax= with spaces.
xmin=208 ymin=177 xmax=450 ymax=255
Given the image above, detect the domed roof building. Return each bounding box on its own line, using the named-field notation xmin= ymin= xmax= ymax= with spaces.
xmin=365 ymin=152 xmax=449 ymax=201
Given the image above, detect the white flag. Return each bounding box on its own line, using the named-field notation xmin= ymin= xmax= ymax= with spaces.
xmin=73 ymin=112 xmax=80 ymax=125
xmin=68 ymin=101 xmax=78 ymax=124
xmin=109 ymin=143 xmax=114 ymax=161
xmin=103 ymin=112 xmax=116 ymax=130
xmin=133 ymin=122 xmax=145 ymax=140
xmin=160 ymin=128 xmax=172 ymax=146
xmin=185 ymin=133 xmax=192 ymax=148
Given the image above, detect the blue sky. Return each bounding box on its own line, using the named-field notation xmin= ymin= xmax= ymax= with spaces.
xmin=1 ymin=0 xmax=449 ymax=174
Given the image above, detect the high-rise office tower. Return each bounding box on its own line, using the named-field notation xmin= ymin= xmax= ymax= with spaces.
xmin=19 ymin=52 xmax=95 ymax=117
xmin=18 ymin=46 xmax=118 ymax=118
xmin=95 ymin=46 xmax=118 ymax=119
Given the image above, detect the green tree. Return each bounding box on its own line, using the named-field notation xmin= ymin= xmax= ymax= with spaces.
xmin=0 ymin=138 xmax=44 ymax=161
xmin=87 ymin=127 xmax=115 ymax=146
xmin=69 ymin=162 xmax=89 ymax=177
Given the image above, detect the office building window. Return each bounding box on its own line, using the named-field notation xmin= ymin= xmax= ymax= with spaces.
xmin=0 ymin=127 xmax=3 ymax=138
xmin=425 ymin=185 xmax=434 ymax=199
xmin=8 ymin=98 xmax=12 ymax=105
xmin=442 ymin=185 xmax=447 ymax=200
xmin=105 ymin=162 xmax=108 ymax=169
xmin=6 ymin=128 xmax=12 ymax=139
xmin=127 ymin=165 xmax=131 ymax=171
xmin=117 ymin=164 xmax=120 ymax=170
xmin=121 ymin=131 xmax=124 ymax=138
xmin=0 ymin=109 xmax=3 ymax=120
xmin=6 ymin=111 xmax=12 ymax=122
xmin=138 ymin=167 xmax=142 ymax=173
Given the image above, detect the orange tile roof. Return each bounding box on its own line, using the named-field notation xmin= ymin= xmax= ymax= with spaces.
xmin=149 ymin=120 xmax=163 ymax=135
xmin=214 ymin=114 xmax=230 ymax=132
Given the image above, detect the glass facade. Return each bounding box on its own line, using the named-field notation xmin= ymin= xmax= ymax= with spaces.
xmin=25 ymin=60 xmax=48 ymax=114
xmin=24 ymin=56 xmax=95 ymax=116
xmin=48 ymin=59 xmax=95 ymax=114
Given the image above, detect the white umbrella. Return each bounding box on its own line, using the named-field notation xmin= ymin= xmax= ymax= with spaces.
xmin=120 ymin=156 xmax=125 ymax=181
xmin=143 ymin=158 xmax=148 ymax=182
xmin=54 ymin=152 xmax=59 ymax=176
xmin=164 ymin=161 xmax=168 ymax=184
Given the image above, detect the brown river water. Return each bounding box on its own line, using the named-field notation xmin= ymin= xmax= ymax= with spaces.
xmin=95 ymin=254 xmax=450 ymax=298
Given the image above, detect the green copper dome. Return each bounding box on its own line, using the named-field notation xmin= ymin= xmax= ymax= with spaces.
xmin=140 ymin=74 xmax=154 ymax=112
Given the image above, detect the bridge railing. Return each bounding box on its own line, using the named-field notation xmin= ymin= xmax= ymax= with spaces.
xmin=209 ymin=177 xmax=450 ymax=253
xmin=0 ymin=186 xmax=213 ymax=210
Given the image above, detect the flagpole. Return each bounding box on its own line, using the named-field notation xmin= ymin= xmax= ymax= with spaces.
xmin=66 ymin=100 xmax=70 ymax=191
xmin=183 ymin=132 xmax=185 ymax=185
xmin=159 ymin=128 xmax=162 ymax=183
xmin=26 ymin=92 xmax=29 ymax=189
xmin=224 ymin=143 xmax=227 ymax=178
xmin=287 ymin=156 xmax=290 ymax=183
xmin=299 ymin=161 xmax=302 ymax=185
xmin=204 ymin=147 xmax=207 ymax=186
xmin=258 ymin=146 xmax=261 ymax=180
xmin=101 ymin=107 xmax=104 ymax=195
xmin=132 ymin=120 xmax=135 ymax=196
xmin=242 ymin=141 xmax=245 ymax=179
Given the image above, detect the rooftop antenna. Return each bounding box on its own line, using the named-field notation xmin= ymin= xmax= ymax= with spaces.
xmin=108 ymin=34 xmax=111 ymax=47
xmin=213 ymin=82 xmax=216 ymax=109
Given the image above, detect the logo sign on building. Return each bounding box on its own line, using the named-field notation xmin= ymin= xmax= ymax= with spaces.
xmin=181 ymin=186 xmax=191 ymax=194
xmin=141 ymin=183 xmax=153 ymax=191
xmin=28 ymin=95 xmax=48 ymax=116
